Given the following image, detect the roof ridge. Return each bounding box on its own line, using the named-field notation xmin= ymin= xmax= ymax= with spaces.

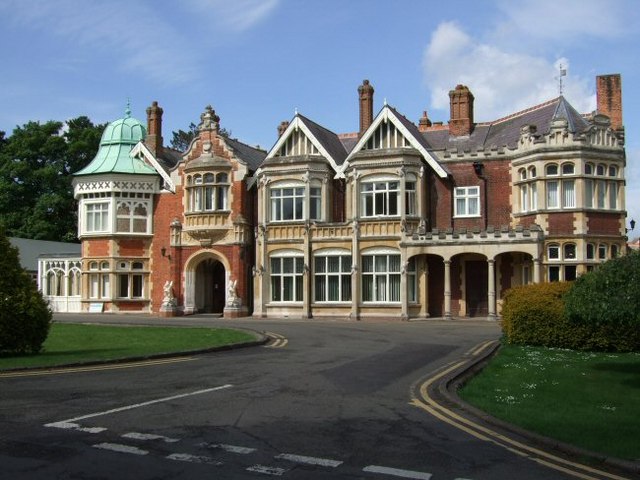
xmin=479 ymin=97 xmax=561 ymax=126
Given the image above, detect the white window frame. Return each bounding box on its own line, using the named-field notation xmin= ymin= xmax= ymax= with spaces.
xmin=116 ymin=261 xmax=145 ymax=299
xmin=313 ymin=250 xmax=352 ymax=303
xmin=454 ymin=186 xmax=480 ymax=217
xmin=361 ymin=250 xmax=401 ymax=303
xmin=270 ymin=251 xmax=304 ymax=303
xmin=361 ymin=179 xmax=400 ymax=218
xmin=84 ymin=201 xmax=111 ymax=234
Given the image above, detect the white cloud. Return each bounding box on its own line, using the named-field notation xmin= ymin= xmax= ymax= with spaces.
xmin=184 ymin=0 xmax=280 ymax=32
xmin=494 ymin=0 xmax=630 ymax=42
xmin=423 ymin=22 xmax=595 ymax=122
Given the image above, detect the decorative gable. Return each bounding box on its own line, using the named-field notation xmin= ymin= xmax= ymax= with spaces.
xmin=130 ymin=141 xmax=176 ymax=193
xmin=264 ymin=115 xmax=344 ymax=173
xmin=341 ymin=105 xmax=448 ymax=179
xmin=276 ymin=127 xmax=320 ymax=156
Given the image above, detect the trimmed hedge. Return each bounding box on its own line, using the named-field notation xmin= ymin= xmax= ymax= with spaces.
xmin=501 ymin=282 xmax=640 ymax=352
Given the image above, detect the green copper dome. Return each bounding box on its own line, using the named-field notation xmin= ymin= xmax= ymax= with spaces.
xmin=74 ymin=106 xmax=157 ymax=176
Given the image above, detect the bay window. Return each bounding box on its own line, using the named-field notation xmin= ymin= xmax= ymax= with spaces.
xmin=361 ymin=180 xmax=399 ymax=217
xmin=187 ymin=172 xmax=230 ymax=213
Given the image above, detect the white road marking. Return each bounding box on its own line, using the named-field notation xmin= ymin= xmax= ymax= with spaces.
xmin=201 ymin=442 xmax=256 ymax=454
xmin=122 ymin=432 xmax=179 ymax=443
xmin=275 ymin=453 xmax=343 ymax=467
xmin=363 ymin=465 xmax=433 ymax=479
xmin=166 ymin=453 xmax=222 ymax=465
xmin=50 ymin=384 xmax=233 ymax=424
xmin=246 ymin=465 xmax=287 ymax=476
xmin=44 ymin=421 xmax=106 ymax=434
xmin=93 ymin=442 xmax=148 ymax=456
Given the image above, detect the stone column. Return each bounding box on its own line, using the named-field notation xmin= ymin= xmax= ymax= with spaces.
xmin=444 ymin=259 xmax=452 ymax=318
xmin=533 ymin=257 xmax=541 ymax=283
xmin=487 ymin=258 xmax=496 ymax=319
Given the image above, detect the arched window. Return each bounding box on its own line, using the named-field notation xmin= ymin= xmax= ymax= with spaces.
xmin=546 ymin=164 xmax=559 ymax=176
xmin=561 ymin=163 xmax=575 ymax=175
xmin=563 ymin=243 xmax=576 ymax=260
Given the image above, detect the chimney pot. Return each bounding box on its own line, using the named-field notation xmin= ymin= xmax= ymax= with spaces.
xmin=418 ymin=110 xmax=432 ymax=132
xmin=358 ymin=79 xmax=374 ymax=135
xmin=145 ymin=101 xmax=163 ymax=155
xmin=278 ymin=120 xmax=290 ymax=137
xmin=448 ymin=85 xmax=474 ymax=136
xmin=596 ymin=74 xmax=623 ymax=131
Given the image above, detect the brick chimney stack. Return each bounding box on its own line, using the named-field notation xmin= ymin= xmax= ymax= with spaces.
xmin=448 ymin=85 xmax=474 ymax=136
xmin=418 ymin=110 xmax=432 ymax=132
xmin=145 ymin=101 xmax=163 ymax=155
xmin=596 ymin=74 xmax=623 ymax=131
xmin=358 ymin=79 xmax=374 ymax=135
xmin=278 ymin=120 xmax=290 ymax=137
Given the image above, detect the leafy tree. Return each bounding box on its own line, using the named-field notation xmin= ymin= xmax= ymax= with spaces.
xmin=0 ymin=229 xmax=52 ymax=354
xmin=170 ymin=122 xmax=199 ymax=152
xmin=169 ymin=122 xmax=232 ymax=152
xmin=0 ymin=117 xmax=104 ymax=242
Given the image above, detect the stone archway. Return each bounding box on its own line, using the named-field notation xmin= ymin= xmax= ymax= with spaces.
xmin=195 ymin=258 xmax=226 ymax=314
xmin=183 ymin=250 xmax=231 ymax=315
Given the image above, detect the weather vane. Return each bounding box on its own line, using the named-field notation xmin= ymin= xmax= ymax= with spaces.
xmin=556 ymin=64 xmax=567 ymax=96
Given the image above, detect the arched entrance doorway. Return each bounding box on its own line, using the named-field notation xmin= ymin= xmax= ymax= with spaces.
xmin=195 ymin=258 xmax=226 ymax=314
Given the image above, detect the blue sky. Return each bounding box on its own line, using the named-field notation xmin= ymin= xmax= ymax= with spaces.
xmin=1 ymin=0 xmax=639 ymax=233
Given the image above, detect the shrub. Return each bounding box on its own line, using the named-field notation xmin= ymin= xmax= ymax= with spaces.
xmin=501 ymin=281 xmax=640 ymax=352
xmin=564 ymin=251 xmax=640 ymax=328
xmin=502 ymin=282 xmax=572 ymax=347
xmin=0 ymin=232 xmax=52 ymax=354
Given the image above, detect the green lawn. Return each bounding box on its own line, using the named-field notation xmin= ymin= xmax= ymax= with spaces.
xmin=0 ymin=323 xmax=258 ymax=370
xmin=459 ymin=344 xmax=640 ymax=461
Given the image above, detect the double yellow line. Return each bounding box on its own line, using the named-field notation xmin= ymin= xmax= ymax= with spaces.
xmin=0 ymin=357 xmax=195 ymax=379
xmin=410 ymin=340 xmax=630 ymax=480
xmin=264 ymin=332 xmax=288 ymax=349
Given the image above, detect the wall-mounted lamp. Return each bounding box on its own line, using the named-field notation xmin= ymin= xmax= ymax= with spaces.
xmin=627 ymin=219 xmax=636 ymax=233
xmin=473 ymin=161 xmax=484 ymax=176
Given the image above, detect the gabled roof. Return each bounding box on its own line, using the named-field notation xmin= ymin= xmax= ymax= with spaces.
xmin=342 ymin=105 xmax=449 ymax=178
xmin=263 ymin=114 xmax=348 ymax=171
xmin=129 ymin=142 xmax=175 ymax=192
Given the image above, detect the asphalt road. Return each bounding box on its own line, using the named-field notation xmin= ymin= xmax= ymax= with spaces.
xmin=0 ymin=315 xmax=602 ymax=479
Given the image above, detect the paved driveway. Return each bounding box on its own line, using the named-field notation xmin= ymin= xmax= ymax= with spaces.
xmin=0 ymin=315 xmax=588 ymax=479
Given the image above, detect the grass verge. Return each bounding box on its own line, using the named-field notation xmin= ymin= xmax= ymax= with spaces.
xmin=459 ymin=344 xmax=640 ymax=461
xmin=0 ymin=323 xmax=258 ymax=370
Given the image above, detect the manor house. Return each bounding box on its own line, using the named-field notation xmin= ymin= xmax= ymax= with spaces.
xmin=38 ymin=74 xmax=627 ymax=320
